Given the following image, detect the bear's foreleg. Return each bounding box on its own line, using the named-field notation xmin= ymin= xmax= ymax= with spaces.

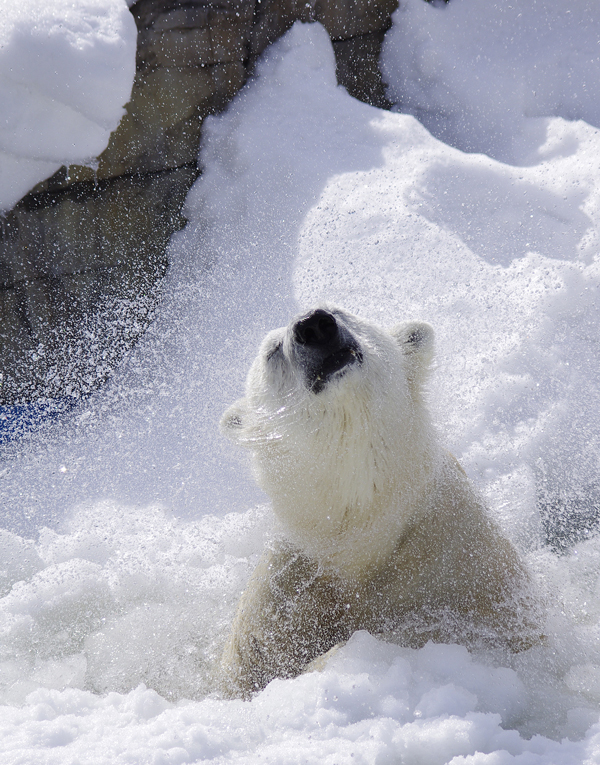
xmin=219 ymin=544 xmax=353 ymax=698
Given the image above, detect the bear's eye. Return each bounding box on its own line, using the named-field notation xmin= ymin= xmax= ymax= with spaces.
xmin=266 ymin=342 xmax=283 ymax=361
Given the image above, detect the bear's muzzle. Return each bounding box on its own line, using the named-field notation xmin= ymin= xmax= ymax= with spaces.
xmin=292 ymin=309 xmax=363 ymax=394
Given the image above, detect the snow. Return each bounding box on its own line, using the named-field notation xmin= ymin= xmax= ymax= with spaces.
xmin=381 ymin=0 xmax=600 ymax=163
xmin=0 ymin=0 xmax=137 ymax=211
xmin=2 ymin=6 xmax=600 ymax=764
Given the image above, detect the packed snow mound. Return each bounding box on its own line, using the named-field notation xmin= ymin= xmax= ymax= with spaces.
xmin=1 ymin=636 xmax=599 ymax=765
xmin=381 ymin=0 xmax=600 ymax=163
xmin=1 ymin=500 xmax=600 ymax=761
xmin=295 ymin=114 xmax=600 ymax=541
xmin=0 ymin=502 xmax=269 ymax=705
xmin=0 ymin=0 xmax=137 ymax=211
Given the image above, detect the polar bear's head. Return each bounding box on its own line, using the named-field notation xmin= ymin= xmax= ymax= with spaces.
xmin=221 ymin=307 xmax=438 ymax=571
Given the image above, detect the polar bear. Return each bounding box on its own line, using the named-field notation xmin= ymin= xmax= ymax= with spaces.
xmin=219 ymin=307 xmax=541 ymax=698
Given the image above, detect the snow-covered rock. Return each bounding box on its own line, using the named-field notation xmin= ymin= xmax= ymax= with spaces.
xmin=0 ymin=0 xmax=137 ymax=212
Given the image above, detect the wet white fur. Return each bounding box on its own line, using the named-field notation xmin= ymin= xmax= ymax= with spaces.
xmin=221 ymin=306 xmax=439 ymax=577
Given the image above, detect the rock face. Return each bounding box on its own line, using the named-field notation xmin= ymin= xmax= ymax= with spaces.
xmin=0 ymin=0 xmax=396 ymax=404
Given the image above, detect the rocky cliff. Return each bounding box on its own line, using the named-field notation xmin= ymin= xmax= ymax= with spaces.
xmin=0 ymin=0 xmax=396 ymax=403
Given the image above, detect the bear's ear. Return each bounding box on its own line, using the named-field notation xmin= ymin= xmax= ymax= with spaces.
xmin=389 ymin=321 xmax=434 ymax=384
xmin=220 ymin=399 xmax=248 ymax=440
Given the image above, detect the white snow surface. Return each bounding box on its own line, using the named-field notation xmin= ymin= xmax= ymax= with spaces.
xmin=0 ymin=0 xmax=136 ymax=211
xmin=3 ymin=14 xmax=600 ymax=765
xmin=381 ymin=0 xmax=600 ymax=163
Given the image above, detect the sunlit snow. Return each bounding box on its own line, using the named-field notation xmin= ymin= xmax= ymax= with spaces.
xmin=381 ymin=0 xmax=600 ymax=163
xmin=0 ymin=0 xmax=136 ymax=211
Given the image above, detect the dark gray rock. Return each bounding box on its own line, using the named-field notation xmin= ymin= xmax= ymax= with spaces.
xmin=333 ymin=27 xmax=392 ymax=109
xmin=0 ymin=168 xmax=195 ymax=402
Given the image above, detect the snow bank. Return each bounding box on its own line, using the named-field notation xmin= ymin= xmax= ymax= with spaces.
xmin=381 ymin=0 xmax=600 ymax=163
xmin=0 ymin=503 xmax=269 ymax=707
xmin=1 ymin=631 xmax=597 ymax=765
xmin=1 ymin=497 xmax=600 ymax=761
xmin=0 ymin=0 xmax=137 ymax=211
xmin=2 ymin=16 xmax=600 ymax=765
xmin=295 ymin=110 xmax=600 ymax=550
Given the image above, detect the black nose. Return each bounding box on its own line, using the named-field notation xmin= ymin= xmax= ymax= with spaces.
xmin=293 ymin=309 xmax=339 ymax=347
